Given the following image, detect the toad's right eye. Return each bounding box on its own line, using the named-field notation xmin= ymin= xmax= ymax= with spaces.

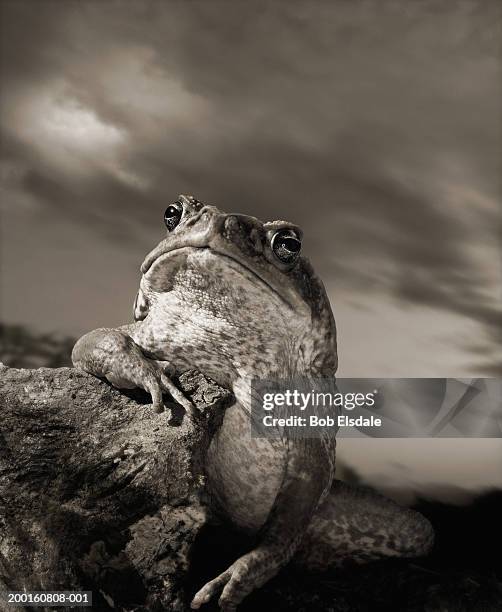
xmin=164 ymin=201 xmax=183 ymax=231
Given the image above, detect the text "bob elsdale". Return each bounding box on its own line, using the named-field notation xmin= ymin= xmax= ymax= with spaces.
xmin=262 ymin=414 xmax=382 ymax=428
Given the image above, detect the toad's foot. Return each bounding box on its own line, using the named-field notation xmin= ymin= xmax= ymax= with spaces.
xmin=72 ymin=327 xmax=194 ymax=414
xmin=191 ymin=548 xmax=282 ymax=611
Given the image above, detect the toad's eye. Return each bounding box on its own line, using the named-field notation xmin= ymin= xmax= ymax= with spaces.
xmin=164 ymin=201 xmax=183 ymax=231
xmin=271 ymin=229 xmax=301 ymax=264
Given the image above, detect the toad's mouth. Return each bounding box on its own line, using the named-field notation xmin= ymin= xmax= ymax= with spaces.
xmin=144 ymin=246 xmax=295 ymax=308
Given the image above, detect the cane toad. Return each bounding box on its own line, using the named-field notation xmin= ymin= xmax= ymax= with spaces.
xmin=73 ymin=195 xmax=434 ymax=610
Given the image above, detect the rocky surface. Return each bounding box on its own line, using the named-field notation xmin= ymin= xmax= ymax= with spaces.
xmin=0 ymin=365 xmax=231 ymax=611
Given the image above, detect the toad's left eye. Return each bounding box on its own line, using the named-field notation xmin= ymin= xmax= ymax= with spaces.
xmin=164 ymin=201 xmax=183 ymax=231
xmin=271 ymin=229 xmax=302 ymax=264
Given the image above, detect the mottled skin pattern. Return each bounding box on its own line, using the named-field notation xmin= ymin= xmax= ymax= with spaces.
xmin=72 ymin=195 xmax=434 ymax=610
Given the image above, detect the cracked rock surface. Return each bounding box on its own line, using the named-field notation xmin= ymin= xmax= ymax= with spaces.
xmin=0 ymin=365 xmax=231 ymax=611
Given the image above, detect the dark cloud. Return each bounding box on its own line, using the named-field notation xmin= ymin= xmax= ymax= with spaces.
xmin=1 ymin=0 xmax=501 ymax=373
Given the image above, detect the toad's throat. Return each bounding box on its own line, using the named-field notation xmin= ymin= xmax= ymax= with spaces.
xmin=146 ymin=246 xmax=294 ymax=309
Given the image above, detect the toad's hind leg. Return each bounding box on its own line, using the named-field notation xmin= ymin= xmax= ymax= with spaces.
xmin=294 ymin=480 xmax=434 ymax=570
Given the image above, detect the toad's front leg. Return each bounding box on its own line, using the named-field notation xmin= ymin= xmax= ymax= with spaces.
xmin=72 ymin=326 xmax=194 ymax=414
xmin=191 ymin=438 xmax=334 ymax=611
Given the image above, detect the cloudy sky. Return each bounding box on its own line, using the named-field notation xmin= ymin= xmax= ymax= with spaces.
xmin=1 ymin=1 xmax=501 ymax=497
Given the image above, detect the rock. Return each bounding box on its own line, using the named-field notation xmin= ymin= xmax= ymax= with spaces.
xmin=0 ymin=366 xmax=232 ymax=611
